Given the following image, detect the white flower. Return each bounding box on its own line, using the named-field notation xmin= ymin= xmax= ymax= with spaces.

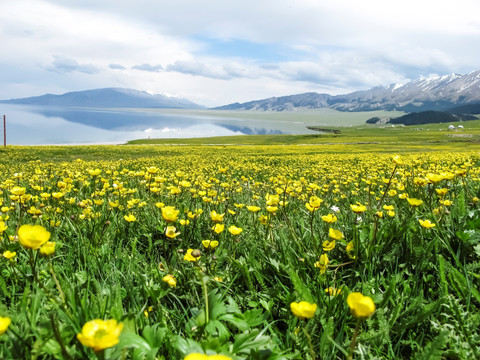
xmin=330 ymin=205 xmax=340 ymax=213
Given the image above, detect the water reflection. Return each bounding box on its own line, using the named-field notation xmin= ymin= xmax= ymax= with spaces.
xmin=0 ymin=104 xmax=311 ymax=145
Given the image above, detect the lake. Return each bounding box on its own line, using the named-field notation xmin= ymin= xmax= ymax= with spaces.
xmin=0 ymin=104 xmax=327 ymax=145
xmin=0 ymin=104 xmax=396 ymax=145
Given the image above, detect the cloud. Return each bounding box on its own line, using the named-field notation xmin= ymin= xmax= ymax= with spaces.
xmin=47 ymin=56 xmax=99 ymax=74
xmin=132 ymin=64 xmax=163 ymax=72
xmin=109 ymin=63 xmax=126 ymax=70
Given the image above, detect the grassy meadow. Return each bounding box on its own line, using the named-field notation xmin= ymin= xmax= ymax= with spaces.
xmin=0 ymin=127 xmax=479 ymax=359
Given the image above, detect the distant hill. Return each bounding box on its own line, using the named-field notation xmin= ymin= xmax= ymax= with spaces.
xmin=366 ymin=110 xmax=477 ymax=125
xmin=0 ymin=88 xmax=205 ymax=109
xmin=446 ymin=102 xmax=480 ymax=115
xmin=213 ymin=70 xmax=480 ymax=112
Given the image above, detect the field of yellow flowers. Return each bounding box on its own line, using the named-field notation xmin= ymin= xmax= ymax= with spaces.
xmin=0 ymin=145 xmax=479 ymax=359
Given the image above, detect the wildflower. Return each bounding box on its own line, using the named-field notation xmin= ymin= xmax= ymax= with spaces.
xmin=290 ymin=301 xmax=317 ymax=319
xmin=407 ymin=198 xmax=423 ymax=207
xmin=322 ymin=240 xmax=336 ymax=251
xmin=10 ymin=186 xmax=26 ymax=196
xmin=346 ymin=241 xmax=355 ymax=259
xmin=184 ymin=353 xmax=232 ymax=360
xmin=202 ymin=240 xmax=219 ymax=249
xmin=375 ymin=211 xmax=383 ymax=218
xmin=321 ymin=214 xmax=337 ymax=223
xmin=314 ymin=254 xmax=329 ymax=274
xmin=228 ymin=225 xmax=243 ymax=236
xmin=210 ymin=210 xmax=224 ymax=222
xmin=392 ymin=155 xmax=403 ymax=165
xmin=40 ymin=242 xmax=55 ymax=256
xmin=212 ymin=223 xmax=225 ymax=234
xmin=124 ymin=214 xmax=136 ymax=222
xmin=259 ymin=215 xmax=269 ymax=225
xmin=165 ymin=226 xmax=180 ymax=239
xmin=2 ymin=250 xmax=16 ymax=259
xmin=161 ymin=206 xmax=179 ymax=222
xmin=305 ymin=196 xmax=322 ymax=212
xmin=266 ymin=206 xmax=278 ymax=213
xmin=426 ymin=173 xmax=444 ymax=184
xmin=328 ymin=228 xmax=344 ymax=240
xmin=0 ymin=317 xmax=11 ymax=335
xmin=387 ymin=210 xmax=395 ymax=217
xmin=325 ymin=287 xmax=342 ymax=296
xmin=162 ymin=275 xmax=177 ymax=287
xmin=419 ymin=219 xmax=436 ymax=229
xmin=0 ymin=221 xmax=7 ymax=233
xmin=266 ymin=194 xmax=279 ymax=206
xmin=350 ymin=203 xmax=367 ymax=213
xmin=440 ymin=199 xmax=453 ymax=206
xmin=347 ymin=292 xmax=375 ymax=319
xmin=77 ymin=319 xmax=123 ymax=352
xmin=18 ymin=224 xmax=51 ymax=250
xmin=184 ymin=249 xmax=201 ymax=262
xmin=246 ymin=205 xmax=261 ymax=212
xmin=436 ymin=188 xmax=448 ymax=197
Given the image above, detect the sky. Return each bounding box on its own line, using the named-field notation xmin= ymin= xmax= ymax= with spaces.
xmin=1 ymin=0 xmax=480 ymax=108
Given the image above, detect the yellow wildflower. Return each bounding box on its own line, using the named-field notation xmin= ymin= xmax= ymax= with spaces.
xmin=350 ymin=203 xmax=367 ymax=213
xmin=124 ymin=214 xmax=136 ymax=222
xmin=202 ymin=240 xmax=219 ymax=249
xmin=328 ymin=228 xmax=344 ymax=240
xmin=2 ymin=250 xmax=16 ymax=259
xmin=162 ymin=274 xmax=177 ymax=287
xmin=347 ymin=292 xmax=375 ymax=319
xmin=212 ymin=223 xmax=225 ymax=234
xmin=161 ymin=206 xmax=179 ymax=222
xmin=184 ymin=249 xmax=201 ymax=262
xmin=40 ymin=242 xmax=55 ymax=256
xmin=322 ymin=240 xmax=336 ymax=252
xmin=0 ymin=317 xmax=11 ymax=335
xmin=18 ymin=224 xmax=51 ymax=250
xmin=290 ymin=301 xmax=317 ymax=319
xmin=228 ymin=225 xmax=243 ymax=236
xmin=419 ymin=219 xmax=436 ymax=229
xmin=165 ymin=226 xmax=180 ymax=239
xmin=77 ymin=319 xmax=123 ymax=352
xmin=321 ymin=214 xmax=337 ymax=223
xmin=406 ymin=198 xmax=423 ymax=207
xmin=314 ymin=254 xmax=329 ymax=274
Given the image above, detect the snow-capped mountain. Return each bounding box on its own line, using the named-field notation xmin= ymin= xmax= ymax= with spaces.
xmin=214 ymin=70 xmax=480 ymax=112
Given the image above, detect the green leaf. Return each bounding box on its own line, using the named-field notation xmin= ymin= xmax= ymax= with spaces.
xmin=413 ymin=330 xmax=448 ymax=360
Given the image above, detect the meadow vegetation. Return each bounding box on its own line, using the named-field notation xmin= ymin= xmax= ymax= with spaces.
xmin=0 ymin=142 xmax=479 ymax=359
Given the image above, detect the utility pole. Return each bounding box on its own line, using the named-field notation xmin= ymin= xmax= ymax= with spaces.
xmin=3 ymin=115 xmax=5 ymax=147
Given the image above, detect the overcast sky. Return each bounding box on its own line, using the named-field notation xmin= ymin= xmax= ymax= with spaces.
xmin=1 ymin=0 xmax=480 ymax=107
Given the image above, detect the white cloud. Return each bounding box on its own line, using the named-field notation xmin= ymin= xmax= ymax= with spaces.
xmin=0 ymin=0 xmax=480 ymax=107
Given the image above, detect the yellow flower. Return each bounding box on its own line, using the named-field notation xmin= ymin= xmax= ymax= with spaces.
xmin=184 ymin=354 xmax=232 ymax=360
xmin=18 ymin=224 xmax=51 ymax=250
xmin=392 ymin=155 xmax=403 ymax=165
xmin=10 ymin=186 xmax=26 ymax=196
xmin=202 ymin=240 xmax=219 ymax=249
xmin=184 ymin=248 xmax=201 ymax=262
xmin=328 ymin=228 xmax=344 ymax=240
xmin=228 ymin=225 xmax=243 ymax=236
xmin=124 ymin=214 xmax=136 ymax=222
xmin=436 ymin=188 xmax=448 ymax=197
xmin=246 ymin=205 xmax=261 ymax=212
xmin=419 ymin=219 xmax=436 ymax=229
xmin=165 ymin=226 xmax=180 ymax=239
xmin=375 ymin=211 xmax=384 ymax=218
xmin=426 ymin=173 xmax=444 ymax=184
xmin=305 ymin=196 xmax=322 ymax=212
xmin=321 ymin=214 xmax=337 ymax=223
xmin=266 ymin=194 xmax=279 ymax=206
xmin=2 ymin=250 xmax=16 ymax=259
xmin=346 ymin=241 xmax=355 ymax=259
xmin=440 ymin=199 xmax=453 ymax=206
xmin=314 ymin=253 xmax=329 ymax=274
xmin=290 ymin=301 xmax=317 ymax=319
xmin=212 ymin=223 xmax=225 ymax=234
xmin=52 ymin=192 xmax=64 ymax=199
xmin=347 ymin=292 xmax=375 ymax=319
xmin=40 ymin=241 xmax=55 ymax=256
xmin=161 ymin=206 xmax=179 ymax=222
xmin=322 ymin=240 xmax=336 ymax=252
xmin=325 ymin=287 xmax=342 ymax=296
xmin=0 ymin=221 xmax=7 ymax=233
xmin=266 ymin=206 xmax=278 ymax=213
xmin=407 ymin=198 xmax=423 ymax=207
xmin=77 ymin=319 xmax=123 ymax=352
xmin=350 ymin=203 xmax=367 ymax=213
xmin=210 ymin=210 xmax=225 ymax=222
xmin=162 ymin=274 xmax=177 ymax=287
xmin=259 ymin=215 xmax=269 ymax=225
xmin=0 ymin=317 xmax=11 ymax=335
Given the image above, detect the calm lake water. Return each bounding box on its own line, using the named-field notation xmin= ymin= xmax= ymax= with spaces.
xmin=0 ymin=104 xmax=319 ymax=145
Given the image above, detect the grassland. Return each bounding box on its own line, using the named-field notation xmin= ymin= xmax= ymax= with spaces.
xmin=0 ymin=123 xmax=479 ymax=359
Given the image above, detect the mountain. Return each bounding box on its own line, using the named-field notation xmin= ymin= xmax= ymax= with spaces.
xmin=0 ymin=88 xmax=204 ymax=109
xmin=214 ymin=70 xmax=480 ymax=112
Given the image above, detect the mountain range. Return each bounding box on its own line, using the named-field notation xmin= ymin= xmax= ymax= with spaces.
xmin=2 ymin=70 xmax=480 ymax=112
xmin=0 ymin=88 xmax=204 ymax=109
xmin=214 ymin=70 xmax=480 ymax=112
